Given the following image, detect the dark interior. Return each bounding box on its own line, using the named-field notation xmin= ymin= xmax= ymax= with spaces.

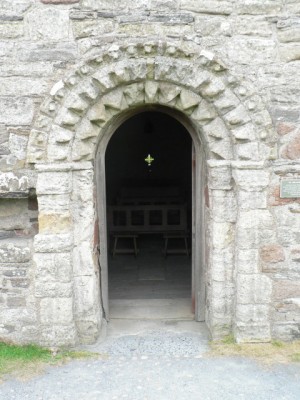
xmin=105 ymin=111 xmax=193 ymax=307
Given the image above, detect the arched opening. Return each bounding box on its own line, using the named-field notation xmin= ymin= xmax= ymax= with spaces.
xmin=96 ymin=107 xmax=206 ymax=323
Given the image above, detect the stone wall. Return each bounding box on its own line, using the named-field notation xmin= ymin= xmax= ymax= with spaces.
xmin=0 ymin=0 xmax=299 ymax=345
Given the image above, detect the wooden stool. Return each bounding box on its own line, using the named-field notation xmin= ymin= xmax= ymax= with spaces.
xmin=112 ymin=233 xmax=139 ymax=258
xmin=163 ymin=232 xmax=189 ymax=257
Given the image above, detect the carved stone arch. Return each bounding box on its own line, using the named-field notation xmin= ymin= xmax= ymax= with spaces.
xmin=28 ymin=42 xmax=276 ymax=346
xmin=27 ymin=41 xmax=275 ymax=165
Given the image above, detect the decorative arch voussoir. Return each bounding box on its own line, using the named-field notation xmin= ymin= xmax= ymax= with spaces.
xmin=26 ymin=41 xmax=276 ymax=165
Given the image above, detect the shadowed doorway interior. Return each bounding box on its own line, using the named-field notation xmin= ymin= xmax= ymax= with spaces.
xmin=105 ymin=111 xmax=193 ymax=320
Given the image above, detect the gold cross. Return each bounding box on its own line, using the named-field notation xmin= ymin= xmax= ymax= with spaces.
xmin=145 ymin=154 xmax=154 ymax=166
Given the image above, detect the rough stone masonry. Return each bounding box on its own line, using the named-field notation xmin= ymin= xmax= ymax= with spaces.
xmin=0 ymin=0 xmax=300 ymax=346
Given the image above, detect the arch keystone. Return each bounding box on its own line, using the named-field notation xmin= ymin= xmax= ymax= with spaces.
xmin=145 ymin=81 xmax=159 ymax=102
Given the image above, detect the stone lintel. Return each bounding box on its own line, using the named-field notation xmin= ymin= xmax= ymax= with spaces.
xmin=35 ymin=162 xmax=93 ymax=172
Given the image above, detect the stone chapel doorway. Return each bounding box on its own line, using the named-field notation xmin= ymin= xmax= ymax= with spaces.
xmin=104 ymin=110 xmax=194 ymax=320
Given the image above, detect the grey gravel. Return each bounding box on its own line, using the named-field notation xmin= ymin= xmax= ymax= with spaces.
xmin=1 ymin=321 xmax=300 ymax=400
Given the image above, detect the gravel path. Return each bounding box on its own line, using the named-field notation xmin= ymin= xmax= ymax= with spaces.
xmin=1 ymin=320 xmax=300 ymax=400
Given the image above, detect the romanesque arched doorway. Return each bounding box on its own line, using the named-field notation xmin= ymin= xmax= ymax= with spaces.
xmin=27 ymin=42 xmax=275 ymax=345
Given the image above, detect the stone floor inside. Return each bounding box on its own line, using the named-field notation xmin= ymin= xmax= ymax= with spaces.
xmin=108 ymin=235 xmax=193 ymax=320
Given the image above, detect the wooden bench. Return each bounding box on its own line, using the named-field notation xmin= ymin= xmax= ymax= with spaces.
xmin=108 ymin=189 xmax=189 ymax=257
xmin=111 ymin=233 xmax=139 ymax=258
xmin=163 ymin=232 xmax=189 ymax=257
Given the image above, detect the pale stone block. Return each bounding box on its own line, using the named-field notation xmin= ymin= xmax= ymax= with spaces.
xmin=0 ymin=78 xmax=48 ymax=96
xmin=235 ymin=323 xmax=271 ymax=343
xmin=38 ymin=194 xmax=70 ymax=213
xmin=210 ymin=247 xmax=234 ymax=282
xmin=236 ymin=304 xmax=269 ymax=324
xmin=231 ymin=123 xmax=256 ymax=141
xmin=224 ymin=105 xmax=250 ymax=126
xmin=233 ymin=169 xmax=269 ymax=190
xmin=25 ymin=8 xmax=70 ymax=41
xmin=81 ymin=0 xmax=148 ymax=9
xmin=232 ymin=17 xmax=273 ymax=37
xmin=0 ymin=241 xmax=31 ymax=263
xmin=72 ymin=169 xmax=94 ymax=198
xmin=87 ymin=101 xmax=107 ymax=123
xmin=207 ymin=163 xmax=232 ymax=190
xmin=76 ymin=120 xmax=100 ymax=141
xmin=34 ymin=252 xmax=72 ymax=283
xmin=0 ymin=308 xmax=37 ymax=327
xmin=237 ymin=0 xmax=282 ymax=15
xmin=75 ymin=319 xmax=101 ymax=344
xmin=35 ymin=282 xmax=73 ymax=298
xmin=279 ymin=44 xmax=300 ymax=62
xmin=0 ymin=172 xmax=29 ymax=193
xmin=0 ymin=199 xmax=30 ymax=230
xmin=202 ymin=117 xmax=229 ymax=140
xmin=0 ymin=22 xmax=24 ymax=39
xmin=40 ymin=297 xmax=74 ymax=325
xmin=123 ymin=83 xmax=145 ymax=106
xmin=271 ymin=323 xmax=300 ymax=341
xmin=151 ymin=0 xmax=178 ymax=10
xmin=236 ymin=274 xmax=272 ymax=304
xmin=226 ymin=37 xmax=276 ymax=65
xmin=236 ymin=142 xmax=259 ymax=161
xmin=277 ymin=227 xmax=297 ymax=248
xmin=73 ymin=242 xmax=95 ymax=276
xmin=73 ymin=209 xmax=95 ymax=244
xmin=0 ymin=97 xmax=34 ymax=125
xmin=39 ymin=212 xmax=72 ymax=234
xmin=238 ymin=190 xmax=267 ymax=209
xmin=71 ymin=139 xmax=95 ymax=161
xmin=260 ymin=244 xmax=285 ymax=263
xmin=210 ymin=138 xmax=233 ymax=160
xmin=34 ymin=233 xmax=73 ymax=253
xmin=273 ymin=207 xmax=300 ymax=228
xmin=118 ymin=23 xmax=193 ymax=37
xmin=36 ymin=171 xmax=72 ymax=195
xmin=47 ymin=143 xmax=72 ymax=163
xmin=210 ymin=190 xmax=237 ymax=222
xmin=26 ymin=129 xmax=47 ymax=163
xmin=236 ymin=210 xmax=276 ymax=249
xmin=213 ymin=89 xmax=240 ymax=115
xmin=191 ymin=99 xmax=217 ymax=124
xmin=200 ymin=79 xmax=225 ymax=98
xmin=64 ymin=93 xmax=89 ymax=115
xmin=279 ymin=26 xmax=300 ymax=44
xmin=236 ymin=249 xmax=260 ymax=274
xmin=195 ymin=15 xmax=231 ymax=37
xmin=181 ymin=0 xmax=233 ymax=15
xmin=55 ymin=108 xmax=81 ymax=128
xmin=73 ymin=276 xmax=100 ymax=317
xmin=273 ymin=281 xmax=300 ymax=301
xmin=8 ymin=133 xmax=28 ymax=161
xmin=49 ymin=125 xmax=74 ymax=144
xmin=212 ymin=222 xmax=234 ymax=250
xmin=40 ymin=325 xmax=77 ymax=346
xmin=72 ymin=20 xmax=115 ymax=39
